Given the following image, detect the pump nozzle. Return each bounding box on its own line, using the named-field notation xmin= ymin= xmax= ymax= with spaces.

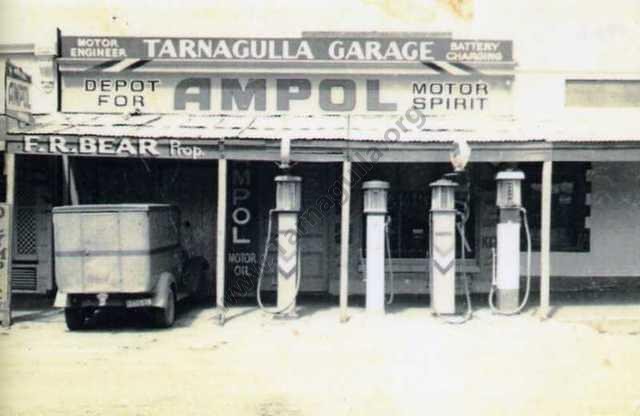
xmin=449 ymin=138 xmax=471 ymax=172
xmin=280 ymin=137 xmax=291 ymax=170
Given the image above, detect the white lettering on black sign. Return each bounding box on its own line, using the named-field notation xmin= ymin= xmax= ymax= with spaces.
xmin=228 ymin=165 xmax=258 ymax=281
xmin=22 ymin=136 xmax=202 ymax=160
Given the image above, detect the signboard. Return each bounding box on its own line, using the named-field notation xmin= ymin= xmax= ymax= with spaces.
xmin=5 ymin=60 xmax=33 ymax=124
xmin=58 ymin=34 xmax=515 ymax=115
xmin=19 ymin=135 xmax=206 ymax=159
xmin=0 ymin=204 xmax=13 ymax=327
xmin=61 ymin=36 xmax=513 ymax=64
xmin=61 ymin=73 xmax=513 ymax=115
xmin=226 ymin=163 xmax=260 ymax=293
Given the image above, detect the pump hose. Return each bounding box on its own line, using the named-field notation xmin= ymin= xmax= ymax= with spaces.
xmin=385 ymin=216 xmax=395 ymax=305
xmin=256 ymin=209 xmax=302 ymax=315
xmin=488 ymin=207 xmax=532 ymax=315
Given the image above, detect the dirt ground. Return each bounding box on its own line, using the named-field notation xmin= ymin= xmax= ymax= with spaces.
xmin=1 ymin=294 xmax=640 ymax=416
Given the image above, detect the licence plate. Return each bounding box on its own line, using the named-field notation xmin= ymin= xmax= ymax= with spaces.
xmin=126 ymin=298 xmax=152 ymax=308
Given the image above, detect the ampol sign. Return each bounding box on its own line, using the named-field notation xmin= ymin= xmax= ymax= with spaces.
xmin=61 ymin=74 xmax=513 ymax=115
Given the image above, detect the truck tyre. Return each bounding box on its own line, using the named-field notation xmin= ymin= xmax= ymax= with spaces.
xmin=154 ymin=287 xmax=176 ymax=328
xmin=65 ymin=308 xmax=86 ymax=331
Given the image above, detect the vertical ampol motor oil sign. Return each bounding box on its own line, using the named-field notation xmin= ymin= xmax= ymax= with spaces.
xmin=227 ymin=162 xmax=260 ymax=296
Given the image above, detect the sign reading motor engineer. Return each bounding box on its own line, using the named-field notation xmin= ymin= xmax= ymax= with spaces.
xmin=61 ymin=36 xmax=513 ymax=63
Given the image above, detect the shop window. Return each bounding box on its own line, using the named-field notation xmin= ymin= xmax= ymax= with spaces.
xmin=520 ymin=162 xmax=591 ymax=252
xmin=566 ymin=80 xmax=640 ymax=108
xmin=386 ymin=190 xmax=430 ymax=258
xmin=361 ymin=164 xmax=476 ymax=259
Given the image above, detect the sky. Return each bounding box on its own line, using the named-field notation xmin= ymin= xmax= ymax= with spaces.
xmin=1 ymin=0 xmax=639 ymax=73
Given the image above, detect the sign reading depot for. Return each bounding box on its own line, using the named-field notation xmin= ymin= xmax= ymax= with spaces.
xmin=59 ymin=35 xmax=515 ymax=115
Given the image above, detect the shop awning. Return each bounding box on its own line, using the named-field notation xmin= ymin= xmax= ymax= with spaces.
xmin=8 ymin=110 xmax=640 ymax=143
xmin=6 ymin=111 xmax=640 ymax=163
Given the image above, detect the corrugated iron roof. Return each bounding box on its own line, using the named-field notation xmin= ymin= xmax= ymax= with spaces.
xmin=7 ymin=111 xmax=640 ymax=143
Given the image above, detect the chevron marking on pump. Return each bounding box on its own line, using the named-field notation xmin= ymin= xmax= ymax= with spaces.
xmin=433 ymin=259 xmax=455 ymax=275
xmin=278 ymin=263 xmax=297 ymax=279
xmin=434 ymin=242 xmax=454 ymax=257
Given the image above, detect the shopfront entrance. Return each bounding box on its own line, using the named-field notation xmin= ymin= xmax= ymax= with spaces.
xmin=226 ymin=161 xmax=341 ymax=298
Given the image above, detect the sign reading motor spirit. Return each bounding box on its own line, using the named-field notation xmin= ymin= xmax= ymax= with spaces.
xmin=60 ymin=36 xmax=513 ymax=63
xmin=0 ymin=204 xmax=13 ymax=327
xmin=5 ymin=60 xmax=33 ymax=124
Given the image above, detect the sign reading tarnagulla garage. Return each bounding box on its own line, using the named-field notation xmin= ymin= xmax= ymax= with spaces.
xmin=61 ymin=35 xmax=513 ymax=63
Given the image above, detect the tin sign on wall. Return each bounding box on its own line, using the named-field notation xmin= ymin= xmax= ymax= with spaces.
xmin=5 ymin=60 xmax=33 ymax=125
xmin=226 ymin=162 xmax=260 ymax=294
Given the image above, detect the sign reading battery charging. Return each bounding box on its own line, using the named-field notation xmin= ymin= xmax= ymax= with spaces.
xmin=0 ymin=204 xmax=13 ymax=327
xmin=5 ymin=61 xmax=33 ymax=124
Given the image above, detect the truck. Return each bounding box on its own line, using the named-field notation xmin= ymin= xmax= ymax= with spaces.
xmin=52 ymin=204 xmax=207 ymax=330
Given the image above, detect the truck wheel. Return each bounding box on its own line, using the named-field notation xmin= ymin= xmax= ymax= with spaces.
xmin=154 ymin=287 xmax=176 ymax=328
xmin=65 ymin=308 xmax=86 ymax=331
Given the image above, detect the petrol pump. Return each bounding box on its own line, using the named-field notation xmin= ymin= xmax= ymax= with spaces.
xmin=429 ymin=139 xmax=473 ymax=323
xmin=362 ymin=180 xmax=390 ymax=315
xmin=429 ymin=178 xmax=458 ymax=316
xmin=489 ymin=170 xmax=532 ymax=315
xmin=256 ymin=140 xmax=303 ymax=318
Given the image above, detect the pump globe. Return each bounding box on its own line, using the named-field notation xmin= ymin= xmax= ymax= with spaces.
xmin=449 ymin=138 xmax=471 ymax=172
